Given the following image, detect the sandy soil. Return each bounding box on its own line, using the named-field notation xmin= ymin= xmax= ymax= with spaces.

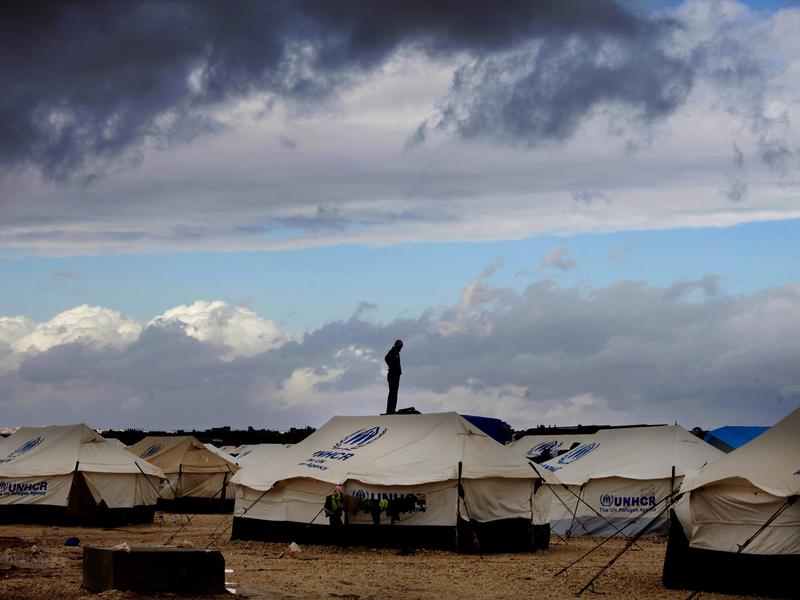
xmin=0 ymin=514 xmax=768 ymax=600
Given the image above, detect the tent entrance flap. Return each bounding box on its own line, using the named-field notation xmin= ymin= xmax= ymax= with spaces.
xmin=67 ymin=472 xmax=102 ymax=518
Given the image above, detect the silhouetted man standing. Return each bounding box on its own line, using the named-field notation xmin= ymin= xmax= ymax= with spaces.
xmin=384 ymin=339 xmax=403 ymax=414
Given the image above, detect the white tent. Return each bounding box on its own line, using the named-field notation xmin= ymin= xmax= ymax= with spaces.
xmin=234 ymin=444 xmax=290 ymax=466
xmin=509 ymin=433 xmax=598 ymax=461
xmin=679 ymin=407 xmax=800 ymax=555
xmin=203 ymin=443 xmax=239 ymax=464
xmin=662 ymin=408 xmax=799 ymax=596
xmin=0 ymin=424 xmax=164 ymax=523
xmin=129 ymin=436 xmax=238 ymax=510
xmin=232 ymin=413 xmax=546 ymax=551
xmin=534 ymin=426 xmax=723 ymax=536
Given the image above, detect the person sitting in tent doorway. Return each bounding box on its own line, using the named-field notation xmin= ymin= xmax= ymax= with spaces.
xmin=324 ymin=485 xmax=345 ymax=527
xmin=384 ymin=339 xmax=403 ymax=414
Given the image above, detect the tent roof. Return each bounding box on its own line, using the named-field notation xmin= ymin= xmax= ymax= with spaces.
xmin=233 ymin=412 xmax=536 ymax=491
xmin=681 ymin=407 xmax=800 ymax=498
xmin=203 ymin=443 xmax=239 ymax=464
xmin=538 ymin=425 xmax=723 ymax=486
xmin=0 ymin=424 xmax=163 ymax=478
xmin=234 ymin=444 xmax=290 ymax=466
xmin=128 ymin=435 xmax=238 ymax=474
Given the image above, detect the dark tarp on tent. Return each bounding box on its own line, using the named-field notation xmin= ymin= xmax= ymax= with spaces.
xmin=703 ymin=426 xmax=768 ymax=453
xmin=461 ymin=415 xmax=509 ymax=444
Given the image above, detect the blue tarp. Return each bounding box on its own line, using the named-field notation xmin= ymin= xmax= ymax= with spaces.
xmin=461 ymin=415 xmax=509 ymax=444
xmin=704 ymin=426 xmax=768 ymax=453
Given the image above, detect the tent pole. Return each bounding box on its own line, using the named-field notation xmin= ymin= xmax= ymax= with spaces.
xmin=527 ymin=462 xmax=594 ymax=539
xmin=135 ymin=462 xmax=163 ymax=499
xmin=566 ymin=485 xmax=583 ymax=538
xmin=205 ymin=486 xmax=276 ymax=550
xmin=669 ymin=465 xmax=676 ymax=528
xmin=564 ymin=481 xmax=640 ymax=540
xmin=736 ymin=495 xmax=797 ymax=554
xmin=221 ymin=472 xmax=228 ymax=510
xmin=575 ymin=493 xmax=681 ymax=595
xmin=135 ymin=461 xmax=183 ymax=528
xmin=457 ymin=461 xmax=481 ymax=555
xmin=551 ymin=490 xmax=677 ymax=577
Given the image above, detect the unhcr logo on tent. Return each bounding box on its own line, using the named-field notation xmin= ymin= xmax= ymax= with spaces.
xmin=541 ymin=442 xmax=600 ymax=473
xmin=599 ymin=493 xmax=656 ymax=511
xmin=526 ymin=441 xmax=562 ymax=457
xmin=298 ymin=426 xmax=389 ymax=471
xmin=333 ymin=426 xmax=388 ymax=451
xmin=557 ymin=442 xmax=599 ymax=465
xmin=0 ymin=480 xmax=49 ymax=497
xmin=140 ymin=443 xmax=163 ymax=458
xmin=0 ymin=437 xmax=44 ymax=464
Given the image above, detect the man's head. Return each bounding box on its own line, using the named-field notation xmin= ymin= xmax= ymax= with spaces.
xmin=394 ymin=339 xmax=403 ymax=351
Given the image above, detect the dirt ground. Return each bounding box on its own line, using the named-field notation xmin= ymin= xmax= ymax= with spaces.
xmin=0 ymin=514 xmax=769 ymax=600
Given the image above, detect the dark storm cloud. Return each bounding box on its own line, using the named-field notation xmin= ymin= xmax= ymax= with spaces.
xmin=724 ymin=143 xmax=748 ymax=202
xmin=423 ymin=27 xmax=694 ymax=146
xmin=571 ymin=190 xmax=610 ymax=212
xmin=1 ymin=0 xmax=691 ymax=178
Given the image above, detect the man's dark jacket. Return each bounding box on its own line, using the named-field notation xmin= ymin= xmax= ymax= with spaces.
xmin=385 ymin=347 xmax=401 ymax=377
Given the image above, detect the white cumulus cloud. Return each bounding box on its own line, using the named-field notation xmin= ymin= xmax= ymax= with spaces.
xmin=13 ymin=305 xmax=141 ymax=354
xmin=0 ymin=316 xmax=34 ymax=347
xmin=149 ymin=300 xmax=289 ymax=360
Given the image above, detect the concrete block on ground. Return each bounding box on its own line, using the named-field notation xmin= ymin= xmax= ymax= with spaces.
xmin=82 ymin=546 xmax=225 ymax=594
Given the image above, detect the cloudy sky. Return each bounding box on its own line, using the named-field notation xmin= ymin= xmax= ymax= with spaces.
xmin=1 ymin=0 xmax=799 ymax=431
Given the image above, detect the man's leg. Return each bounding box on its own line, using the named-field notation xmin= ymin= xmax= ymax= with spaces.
xmin=386 ymin=376 xmax=399 ymax=414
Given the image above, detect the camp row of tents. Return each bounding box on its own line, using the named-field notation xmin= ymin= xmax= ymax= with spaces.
xmin=0 ymin=429 xmax=250 ymax=522
xmin=0 ymin=409 xmax=797 ymax=593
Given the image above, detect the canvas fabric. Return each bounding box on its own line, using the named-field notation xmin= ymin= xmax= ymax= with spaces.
xmin=235 ymin=444 xmax=290 ymax=466
xmin=234 ymin=413 xmax=534 ymax=490
xmin=236 ymin=477 xmax=543 ymax=526
xmin=233 ymin=413 xmax=539 ymax=526
xmin=687 ymin=482 xmax=800 ymax=554
xmin=681 ymin=408 xmax=800 ymax=498
xmin=129 ymin=436 xmax=239 ymax=475
xmin=529 ymin=426 xmax=720 ymax=536
xmin=546 ymin=477 xmax=678 ymax=536
xmin=161 ymin=471 xmax=233 ymax=500
xmin=680 ymin=408 xmax=800 ymax=555
xmin=203 ymin=443 xmax=239 ymax=465
xmin=539 ymin=426 xmax=722 ymax=485
xmin=0 ymin=424 xmax=163 ymax=508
